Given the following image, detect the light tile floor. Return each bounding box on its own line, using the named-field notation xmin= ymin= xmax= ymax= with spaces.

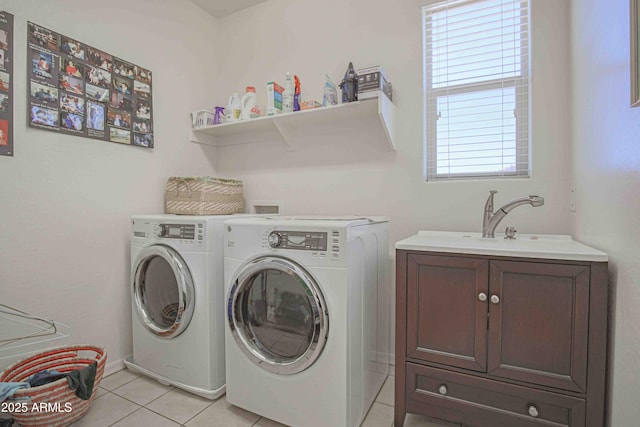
xmin=60 ymin=368 xmax=459 ymax=427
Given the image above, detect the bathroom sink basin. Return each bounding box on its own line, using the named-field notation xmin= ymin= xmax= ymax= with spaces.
xmin=395 ymin=231 xmax=608 ymax=262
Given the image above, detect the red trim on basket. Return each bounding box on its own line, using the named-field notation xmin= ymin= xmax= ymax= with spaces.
xmin=0 ymin=345 xmax=107 ymax=427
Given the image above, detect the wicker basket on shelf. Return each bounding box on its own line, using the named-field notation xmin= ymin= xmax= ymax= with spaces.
xmin=165 ymin=176 xmax=244 ymax=215
xmin=0 ymin=345 xmax=107 ymax=427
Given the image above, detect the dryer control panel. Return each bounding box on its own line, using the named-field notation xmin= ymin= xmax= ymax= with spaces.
xmin=267 ymin=231 xmax=327 ymax=251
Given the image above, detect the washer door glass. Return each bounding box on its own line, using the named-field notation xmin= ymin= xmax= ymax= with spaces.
xmin=228 ymin=256 xmax=328 ymax=374
xmin=132 ymin=245 xmax=194 ymax=338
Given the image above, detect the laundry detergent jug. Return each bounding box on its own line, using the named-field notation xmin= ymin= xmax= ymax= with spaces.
xmin=226 ymin=92 xmax=241 ymax=122
xmin=240 ymin=86 xmax=259 ymax=120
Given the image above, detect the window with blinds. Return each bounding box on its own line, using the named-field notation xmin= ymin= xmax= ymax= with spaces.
xmin=423 ymin=0 xmax=530 ymax=181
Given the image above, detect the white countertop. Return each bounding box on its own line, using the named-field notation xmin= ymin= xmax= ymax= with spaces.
xmin=395 ymin=231 xmax=608 ymax=262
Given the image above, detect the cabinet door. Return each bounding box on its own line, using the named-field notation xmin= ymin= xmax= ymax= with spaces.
xmin=488 ymin=261 xmax=589 ymax=392
xmin=406 ymin=254 xmax=488 ymax=372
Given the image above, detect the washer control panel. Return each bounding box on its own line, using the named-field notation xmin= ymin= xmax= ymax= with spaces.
xmin=267 ymin=230 xmax=328 ymax=251
xmin=158 ymin=223 xmax=196 ymax=240
xmin=132 ymin=218 xmax=207 ymax=249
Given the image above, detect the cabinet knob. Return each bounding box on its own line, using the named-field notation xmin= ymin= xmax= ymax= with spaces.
xmin=490 ymin=294 xmax=500 ymax=304
xmin=478 ymin=293 xmax=487 ymax=302
xmin=528 ymin=405 xmax=539 ymax=417
xmin=438 ymin=384 xmax=448 ymax=395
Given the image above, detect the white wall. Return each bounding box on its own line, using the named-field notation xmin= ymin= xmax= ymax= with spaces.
xmin=214 ymin=0 xmax=573 ymax=358
xmin=215 ymin=0 xmax=572 ymax=244
xmin=0 ymin=0 xmax=219 ymax=373
xmin=571 ymin=1 xmax=640 ymax=425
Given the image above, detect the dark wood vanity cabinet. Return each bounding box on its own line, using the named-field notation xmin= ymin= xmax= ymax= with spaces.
xmin=395 ymin=251 xmax=608 ymax=427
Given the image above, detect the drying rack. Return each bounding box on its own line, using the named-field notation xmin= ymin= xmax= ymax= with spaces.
xmin=0 ymin=304 xmax=70 ymax=371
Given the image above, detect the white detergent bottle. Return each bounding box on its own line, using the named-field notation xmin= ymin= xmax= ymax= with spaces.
xmin=226 ymin=92 xmax=241 ymax=122
xmin=283 ymin=72 xmax=294 ymax=113
xmin=240 ymin=86 xmax=258 ymax=120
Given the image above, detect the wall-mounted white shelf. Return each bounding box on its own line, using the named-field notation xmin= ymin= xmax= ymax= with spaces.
xmin=189 ymin=95 xmax=397 ymax=152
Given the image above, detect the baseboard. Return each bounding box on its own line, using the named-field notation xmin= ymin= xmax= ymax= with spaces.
xmin=378 ymin=351 xmax=395 ymax=366
xmin=104 ymin=358 xmax=125 ymax=377
xmin=103 ymin=355 xmax=395 ymax=379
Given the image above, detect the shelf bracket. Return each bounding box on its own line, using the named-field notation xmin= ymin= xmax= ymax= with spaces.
xmin=377 ymin=96 xmax=397 ymax=151
xmin=272 ymin=118 xmax=295 ymax=152
xmin=189 ymin=127 xmax=218 ymax=146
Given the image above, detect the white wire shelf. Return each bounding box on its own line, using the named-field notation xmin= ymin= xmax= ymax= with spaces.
xmin=0 ymin=306 xmax=71 ymax=371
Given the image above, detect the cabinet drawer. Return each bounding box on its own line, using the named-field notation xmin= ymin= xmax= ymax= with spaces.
xmin=406 ymin=363 xmax=585 ymax=427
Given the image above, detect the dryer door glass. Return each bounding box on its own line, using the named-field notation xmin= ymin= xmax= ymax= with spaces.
xmin=229 ymin=256 xmax=328 ymax=374
xmin=133 ymin=245 xmax=194 ymax=338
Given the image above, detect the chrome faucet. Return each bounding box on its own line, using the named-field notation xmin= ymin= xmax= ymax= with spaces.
xmin=482 ymin=190 xmax=544 ymax=238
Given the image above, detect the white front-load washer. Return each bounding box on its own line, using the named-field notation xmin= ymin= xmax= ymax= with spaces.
xmin=223 ymin=216 xmax=390 ymax=427
xmin=125 ymin=214 xmax=251 ymax=399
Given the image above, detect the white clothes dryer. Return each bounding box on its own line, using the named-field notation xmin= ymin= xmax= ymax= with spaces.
xmin=224 ymin=216 xmax=390 ymax=427
xmin=125 ymin=214 xmax=253 ymax=399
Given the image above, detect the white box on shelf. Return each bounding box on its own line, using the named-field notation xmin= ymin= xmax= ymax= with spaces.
xmin=357 ymin=65 xmax=392 ymax=102
xmin=266 ymin=82 xmax=284 ymax=116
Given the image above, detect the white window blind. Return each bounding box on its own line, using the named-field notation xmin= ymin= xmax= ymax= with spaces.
xmin=423 ymin=0 xmax=530 ymax=181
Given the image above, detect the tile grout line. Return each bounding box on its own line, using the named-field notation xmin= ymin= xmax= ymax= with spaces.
xmin=101 ymin=384 xmax=182 ymax=426
xmin=176 ymin=396 xmax=218 ymax=425
xmin=107 ymin=376 xmax=175 ymax=407
xmin=109 ymin=384 xmax=173 ymax=408
xmin=107 ymin=406 xmax=145 ymax=427
xmin=101 ymin=373 xmax=140 ymax=393
xmin=100 ymin=371 xmax=218 ymax=427
xmin=98 ymin=371 xmax=395 ymax=427
xmin=142 ymin=398 xmax=210 ymax=426
xmin=143 ymin=407 xmax=183 ymax=426
xmin=87 ymin=387 xmax=142 ymax=427
xmin=134 ymin=399 xmax=186 ymax=427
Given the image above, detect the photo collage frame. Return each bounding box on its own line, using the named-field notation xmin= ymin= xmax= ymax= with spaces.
xmin=27 ymin=21 xmax=153 ymax=148
xmin=0 ymin=11 xmax=13 ymax=157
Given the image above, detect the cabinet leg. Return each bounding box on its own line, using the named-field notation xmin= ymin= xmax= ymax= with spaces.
xmin=394 ymin=408 xmax=406 ymax=427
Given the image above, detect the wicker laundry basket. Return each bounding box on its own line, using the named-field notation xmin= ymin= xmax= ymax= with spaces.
xmin=0 ymin=345 xmax=106 ymax=427
xmin=165 ymin=176 xmax=244 ymax=215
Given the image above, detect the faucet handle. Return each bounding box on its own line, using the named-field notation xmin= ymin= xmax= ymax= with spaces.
xmin=485 ymin=190 xmax=498 ymax=211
